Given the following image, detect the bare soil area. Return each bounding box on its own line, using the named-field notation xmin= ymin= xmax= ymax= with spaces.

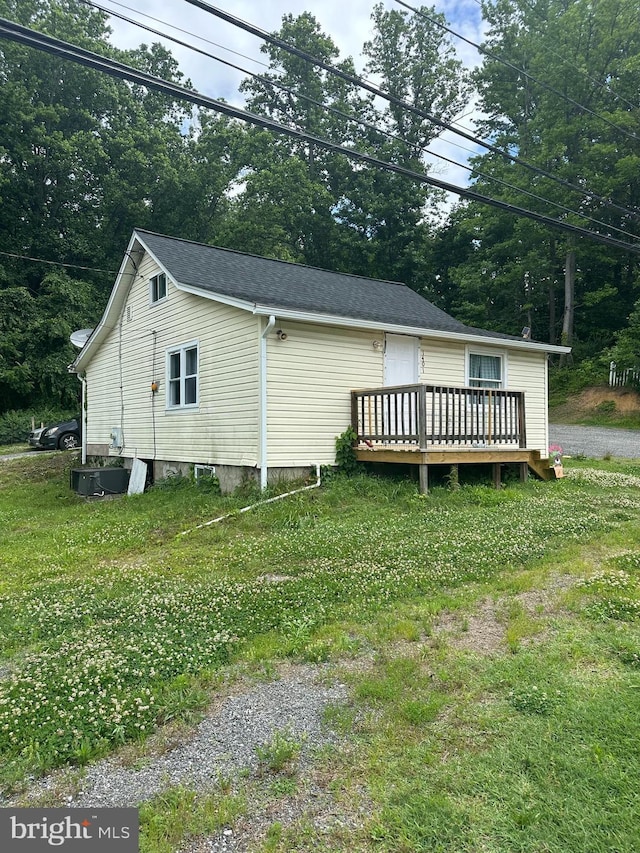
xmin=551 ymin=386 xmax=640 ymax=421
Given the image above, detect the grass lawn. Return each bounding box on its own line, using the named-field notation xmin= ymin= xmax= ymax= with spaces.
xmin=1 ymin=454 xmax=640 ymax=851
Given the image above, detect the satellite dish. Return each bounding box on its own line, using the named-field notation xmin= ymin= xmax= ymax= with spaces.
xmin=70 ymin=328 xmax=94 ymax=349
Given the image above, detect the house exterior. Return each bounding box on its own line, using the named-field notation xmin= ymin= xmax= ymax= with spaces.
xmin=72 ymin=229 xmax=570 ymax=492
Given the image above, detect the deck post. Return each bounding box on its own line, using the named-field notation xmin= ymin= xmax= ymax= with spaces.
xmin=449 ymin=463 xmax=459 ymax=490
xmin=351 ymin=391 xmax=359 ymax=438
xmin=418 ymin=385 xmax=427 ymax=450
xmin=419 ymin=464 xmax=429 ymax=494
xmin=520 ymin=462 xmax=528 ymax=482
xmin=518 ymin=395 xmax=527 ymax=448
xmin=493 ymin=462 xmax=502 ymax=489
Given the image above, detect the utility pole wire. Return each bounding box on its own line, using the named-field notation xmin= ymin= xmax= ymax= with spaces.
xmin=182 ymin=0 xmax=640 ymax=223
xmin=87 ymin=0 xmax=271 ymax=70
xmin=0 ymin=249 xmax=116 ymax=274
xmin=394 ymin=0 xmax=640 ymax=143
xmin=84 ymin=0 xmax=640 ymax=241
xmin=0 ymin=17 xmax=638 ymax=256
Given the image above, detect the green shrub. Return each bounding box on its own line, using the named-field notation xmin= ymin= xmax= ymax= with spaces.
xmin=335 ymin=425 xmax=362 ymax=474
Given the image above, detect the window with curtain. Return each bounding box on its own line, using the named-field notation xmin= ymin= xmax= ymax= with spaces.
xmin=469 ymin=353 xmax=502 ymax=388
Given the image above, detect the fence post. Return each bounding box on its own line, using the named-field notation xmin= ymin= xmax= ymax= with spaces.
xmin=609 ymin=361 xmax=616 ymax=387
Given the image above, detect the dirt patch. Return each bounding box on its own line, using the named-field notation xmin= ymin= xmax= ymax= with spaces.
xmin=435 ymin=600 xmax=505 ymax=655
xmin=432 ymin=574 xmax=580 ymax=656
xmin=552 ymin=386 xmax=640 ymax=421
xmin=514 ymin=573 xmax=578 ymax=615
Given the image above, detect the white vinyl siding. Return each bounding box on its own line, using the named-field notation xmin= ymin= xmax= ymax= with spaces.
xmin=507 ymin=349 xmax=548 ymax=455
xmin=419 ymin=340 xmax=465 ymax=384
xmin=266 ymin=322 xmax=383 ymax=467
xmin=84 ymin=252 xmax=260 ymax=466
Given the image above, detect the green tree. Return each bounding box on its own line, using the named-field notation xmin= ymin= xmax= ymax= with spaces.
xmin=0 ymin=271 xmax=99 ymax=409
xmin=237 ymin=12 xmax=372 ymax=268
xmin=0 ymin=0 xmax=243 ymax=413
xmin=442 ymin=0 xmax=640 ymax=354
xmin=237 ymin=7 xmax=469 ymax=287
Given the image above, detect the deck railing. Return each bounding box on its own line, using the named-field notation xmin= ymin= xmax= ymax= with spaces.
xmin=351 ymin=384 xmax=526 ymax=449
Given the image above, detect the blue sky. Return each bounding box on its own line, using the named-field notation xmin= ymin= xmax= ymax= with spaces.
xmin=102 ymin=1 xmax=488 ymax=204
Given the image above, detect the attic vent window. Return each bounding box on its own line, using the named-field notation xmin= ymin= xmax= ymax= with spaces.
xmin=150 ymin=272 xmax=167 ymax=304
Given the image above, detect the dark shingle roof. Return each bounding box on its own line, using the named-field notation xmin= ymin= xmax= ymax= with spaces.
xmin=135 ymin=229 xmax=510 ymax=340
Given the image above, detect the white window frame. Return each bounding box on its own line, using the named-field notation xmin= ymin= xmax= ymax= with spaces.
xmin=465 ymin=347 xmax=507 ymax=389
xmin=150 ymin=272 xmax=167 ymax=304
xmin=166 ymin=341 xmax=199 ymax=410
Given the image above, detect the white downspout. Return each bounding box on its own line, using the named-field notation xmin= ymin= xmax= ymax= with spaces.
xmin=79 ymin=374 xmax=87 ymax=465
xmin=260 ymin=315 xmax=276 ymax=490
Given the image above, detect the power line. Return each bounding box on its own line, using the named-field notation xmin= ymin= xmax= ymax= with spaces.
xmin=394 ymin=0 xmax=639 ymax=143
xmin=1 ymin=17 xmax=638 ymax=256
xmin=0 ymin=249 xmax=116 ymax=274
xmin=182 ymin=1 xmax=640 ymax=224
xmin=82 ymin=0 xmax=640 ymax=239
xmin=94 ymin=0 xmax=270 ymax=70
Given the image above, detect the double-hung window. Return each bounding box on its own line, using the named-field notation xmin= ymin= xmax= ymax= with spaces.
xmin=150 ymin=272 xmax=167 ymax=304
xmin=468 ymin=352 xmax=503 ymax=389
xmin=167 ymin=342 xmax=198 ymax=409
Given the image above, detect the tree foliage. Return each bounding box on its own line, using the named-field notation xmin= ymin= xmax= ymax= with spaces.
xmin=437 ymin=0 xmax=640 ymax=353
xmin=1 ymin=0 xmax=640 ymax=421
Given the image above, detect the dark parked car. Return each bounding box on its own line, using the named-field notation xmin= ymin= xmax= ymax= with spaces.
xmin=29 ymin=416 xmax=81 ymax=451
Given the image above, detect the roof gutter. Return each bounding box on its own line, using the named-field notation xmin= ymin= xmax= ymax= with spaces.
xmin=250 ymin=305 xmax=571 ymax=355
xmin=260 ymin=315 xmax=276 ymax=490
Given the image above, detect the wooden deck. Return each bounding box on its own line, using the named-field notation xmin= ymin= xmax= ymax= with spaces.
xmin=351 ymin=384 xmax=554 ymax=491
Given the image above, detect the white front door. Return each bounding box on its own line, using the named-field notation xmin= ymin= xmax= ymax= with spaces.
xmin=384 ymin=334 xmax=419 ymax=386
xmin=383 ymin=335 xmax=419 ymax=441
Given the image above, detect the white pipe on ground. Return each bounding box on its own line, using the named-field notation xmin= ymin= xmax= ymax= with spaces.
xmin=178 ymin=464 xmax=321 ymax=537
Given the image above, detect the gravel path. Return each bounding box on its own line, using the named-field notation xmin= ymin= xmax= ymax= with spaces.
xmin=549 ymin=423 xmax=640 ymax=459
xmin=11 ymin=664 xmax=349 ymax=812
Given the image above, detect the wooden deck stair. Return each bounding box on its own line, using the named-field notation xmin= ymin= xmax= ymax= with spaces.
xmin=526 ymin=451 xmax=555 ymax=481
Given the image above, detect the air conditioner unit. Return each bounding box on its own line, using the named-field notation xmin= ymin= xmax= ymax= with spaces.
xmin=71 ymin=468 xmax=130 ymax=496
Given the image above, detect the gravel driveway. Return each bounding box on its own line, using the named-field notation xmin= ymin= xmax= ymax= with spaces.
xmin=549 ymin=424 xmax=640 ymax=459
